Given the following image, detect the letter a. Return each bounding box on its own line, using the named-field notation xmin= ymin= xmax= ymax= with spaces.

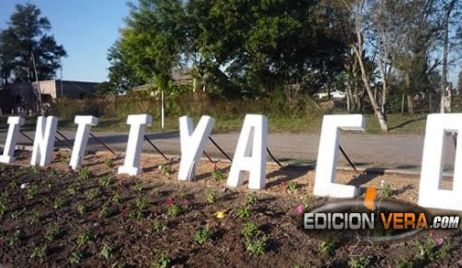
xmin=227 ymin=114 xmax=268 ymax=190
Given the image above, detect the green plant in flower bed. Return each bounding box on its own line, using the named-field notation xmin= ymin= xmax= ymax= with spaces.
xmin=0 ymin=163 xmax=5 ymax=172
xmin=379 ymin=183 xmax=393 ymax=199
xmin=85 ymin=188 xmax=101 ymax=201
xmin=287 ymin=181 xmax=298 ymax=192
xmin=416 ymin=235 xmax=450 ymax=262
xmin=206 ymin=191 xmax=218 ymax=204
xmin=134 ymin=182 xmax=144 ymax=193
xmin=302 ymin=194 xmax=313 ymax=210
xmin=99 ymin=176 xmax=112 ymax=188
xmin=47 ymin=168 xmax=58 ymax=178
xmin=236 ymin=206 xmax=251 ymax=218
xmin=76 ymin=231 xmax=91 ymax=248
xmin=53 ymin=197 xmax=67 ymax=210
xmin=245 ymin=237 xmax=267 ymax=256
xmin=167 ymin=204 xmax=183 ymax=217
xmin=104 ymin=158 xmax=114 ymax=168
xmin=160 ymin=165 xmax=171 ymax=176
xmin=45 ymin=223 xmax=62 ymax=241
xmin=60 ymin=154 xmax=70 ymax=165
xmin=8 ymin=229 xmax=22 ymax=246
xmin=211 ymin=164 xmax=225 ymax=181
xmin=136 ymin=196 xmax=150 ymax=211
xmin=241 ymin=222 xmax=259 ymax=239
xmin=151 ymin=250 xmax=172 ymax=268
xmin=68 ymin=250 xmax=83 ymax=264
xmin=9 ymin=179 xmax=19 ymax=189
xmin=99 ymin=204 xmax=110 ymax=219
xmin=244 ymin=193 xmax=258 ymax=206
xmin=193 ymin=227 xmax=213 ymax=245
xmin=111 ymin=193 xmax=121 ymax=205
xmin=0 ymin=193 xmax=9 ymax=216
xmin=319 ymin=239 xmax=335 ymax=255
xmin=79 ymin=167 xmax=90 ymax=180
xmin=67 ymin=184 xmax=78 ymax=195
xmin=348 ymin=256 xmax=373 ymax=268
xmin=100 ymin=243 xmax=112 ymax=260
xmin=29 ymin=209 xmax=42 ymax=225
xmin=151 ymin=220 xmax=166 ymax=233
xmin=77 ymin=203 xmax=88 ymax=215
xmin=30 ymin=244 xmax=48 ymax=259
xmin=27 ymin=184 xmax=39 ymax=199
xmin=32 ymin=165 xmax=40 ymax=175
xmin=394 ymin=257 xmax=413 ymax=268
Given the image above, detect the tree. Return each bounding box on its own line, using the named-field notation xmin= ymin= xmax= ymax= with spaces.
xmin=439 ymin=0 xmax=461 ymax=113
xmin=107 ymin=42 xmax=145 ymax=93
xmin=458 ymin=70 xmax=462 ymax=94
xmin=0 ymin=3 xmax=66 ymax=83
xmin=112 ymin=0 xmax=352 ymax=98
xmin=118 ymin=0 xmax=187 ymax=91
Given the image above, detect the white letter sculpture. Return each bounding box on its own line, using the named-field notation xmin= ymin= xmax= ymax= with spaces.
xmin=418 ymin=114 xmax=462 ymax=211
xmin=0 ymin=116 xmax=25 ymax=164
xmin=313 ymin=115 xmax=364 ymax=198
xmin=178 ymin=115 xmax=215 ymax=181
xmin=227 ymin=114 xmax=268 ymax=190
xmin=118 ymin=114 xmax=152 ymax=176
xmin=69 ymin=116 xmax=99 ymax=170
xmin=31 ymin=116 xmax=58 ymax=167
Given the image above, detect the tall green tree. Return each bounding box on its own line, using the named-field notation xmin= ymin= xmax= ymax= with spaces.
xmin=111 ymin=0 xmax=352 ymax=97
xmin=0 ymin=3 xmax=66 ymax=84
xmin=119 ymin=0 xmax=187 ymax=91
xmin=107 ymin=41 xmax=145 ymax=93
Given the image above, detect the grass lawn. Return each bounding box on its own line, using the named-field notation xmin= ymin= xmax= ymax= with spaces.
xmin=1 ymin=113 xmax=427 ymax=135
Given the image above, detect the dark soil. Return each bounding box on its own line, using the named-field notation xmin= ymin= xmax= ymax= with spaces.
xmin=0 ymin=151 xmax=461 ymax=267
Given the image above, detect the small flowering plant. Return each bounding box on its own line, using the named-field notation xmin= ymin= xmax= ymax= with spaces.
xmin=165 ymin=198 xmax=184 ymax=217
xmin=158 ymin=165 xmax=172 ymax=178
xmin=416 ymin=232 xmax=450 ymax=261
xmin=211 ymin=164 xmax=225 ymax=181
